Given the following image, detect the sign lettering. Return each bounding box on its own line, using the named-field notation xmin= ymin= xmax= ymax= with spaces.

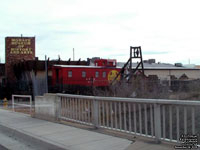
xmin=9 ymin=38 xmax=33 ymax=55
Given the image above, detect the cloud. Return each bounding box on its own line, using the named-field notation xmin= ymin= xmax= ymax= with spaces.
xmin=143 ymin=51 xmax=169 ymax=55
xmin=0 ymin=0 xmax=200 ymax=65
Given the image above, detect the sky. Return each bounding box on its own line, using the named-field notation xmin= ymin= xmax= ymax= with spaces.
xmin=0 ymin=0 xmax=200 ymax=64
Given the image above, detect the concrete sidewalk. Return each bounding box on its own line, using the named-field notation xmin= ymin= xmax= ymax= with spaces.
xmin=0 ymin=109 xmax=131 ymax=150
xmin=0 ymin=109 xmax=175 ymax=150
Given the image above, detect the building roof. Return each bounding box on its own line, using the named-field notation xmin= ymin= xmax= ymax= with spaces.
xmin=13 ymin=59 xmax=89 ymax=71
xmin=117 ymin=62 xmax=200 ymax=70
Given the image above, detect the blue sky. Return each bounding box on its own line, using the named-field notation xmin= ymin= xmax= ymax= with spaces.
xmin=0 ymin=0 xmax=200 ymax=64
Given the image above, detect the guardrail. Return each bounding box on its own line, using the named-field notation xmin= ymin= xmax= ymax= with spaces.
xmin=12 ymin=95 xmax=33 ymax=115
xmin=57 ymin=93 xmax=200 ymax=143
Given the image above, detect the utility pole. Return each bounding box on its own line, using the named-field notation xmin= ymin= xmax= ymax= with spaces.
xmin=45 ymin=55 xmax=48 ymax=93
xmin=73 ymin=48 xmax=75 ymax=61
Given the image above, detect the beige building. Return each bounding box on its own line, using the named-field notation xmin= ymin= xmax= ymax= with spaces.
xmin=118 ymin=62 xmax=200 ymax=81
xmin=144 ymin=68 xmax=200 ymax=81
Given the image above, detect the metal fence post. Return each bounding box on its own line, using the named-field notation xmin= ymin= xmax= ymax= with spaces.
xmin=56 ymin=96 xmax=61 ymax=122
xmin=93 ymin=99 xmax=99 ymax=128
xmin=12 ymin=95 xmax=14 ymax=112
xmin=154 ymin=103 xmax=161 ymax=143
xmin=30 ymin=96 xmax=32 ymax=115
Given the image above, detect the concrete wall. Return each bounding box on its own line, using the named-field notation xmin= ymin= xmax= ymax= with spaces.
xmin=144 ymin=69 xmax=200 ymax=80
xmin=34 ymin=93 xmax=60 ymax=122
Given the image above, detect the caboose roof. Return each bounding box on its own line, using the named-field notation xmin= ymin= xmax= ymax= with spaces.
xmin=53 ymin=64 xmax=121 ymax=69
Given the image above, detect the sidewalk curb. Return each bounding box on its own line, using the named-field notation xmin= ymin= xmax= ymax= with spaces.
xmin=0 ymin=123 xmax=68 ymax=150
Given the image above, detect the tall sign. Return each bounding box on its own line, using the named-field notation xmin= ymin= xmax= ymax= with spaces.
xmin=5 ymin=36 xmax=35 ymax=81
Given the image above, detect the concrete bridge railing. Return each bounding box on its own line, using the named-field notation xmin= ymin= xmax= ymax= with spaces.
xmin=35 ymin=93 xmax=200 ymax=143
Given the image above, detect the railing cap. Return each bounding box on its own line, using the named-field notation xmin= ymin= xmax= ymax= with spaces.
xmin=57 ymin=93 xmax=200 ymax=106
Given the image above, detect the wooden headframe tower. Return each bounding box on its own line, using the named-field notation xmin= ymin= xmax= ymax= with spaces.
xmin=111 ymin=46 xmax=144 ymax=84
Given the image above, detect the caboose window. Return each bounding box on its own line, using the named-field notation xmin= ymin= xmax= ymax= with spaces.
xmin=82 ymin=71 xmax=86 ymax=77
xmin=95 ymin=71 xmax=99 ymax=78
xmin=68 ymin=71 xmax=72 ymax=77
xmin=103 ymin=72 xmax=106 ymax=78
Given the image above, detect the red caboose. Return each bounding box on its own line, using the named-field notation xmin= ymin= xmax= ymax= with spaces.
xmin=52 ymin=59 xmax=121 ymax=88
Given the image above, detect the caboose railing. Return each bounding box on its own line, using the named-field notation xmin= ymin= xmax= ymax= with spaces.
xmin=57 ymin=93 xmax=200 ymax=143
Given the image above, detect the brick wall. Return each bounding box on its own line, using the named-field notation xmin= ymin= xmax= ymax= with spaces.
xmin=5 ymin=37 xmax=35 ymax=82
